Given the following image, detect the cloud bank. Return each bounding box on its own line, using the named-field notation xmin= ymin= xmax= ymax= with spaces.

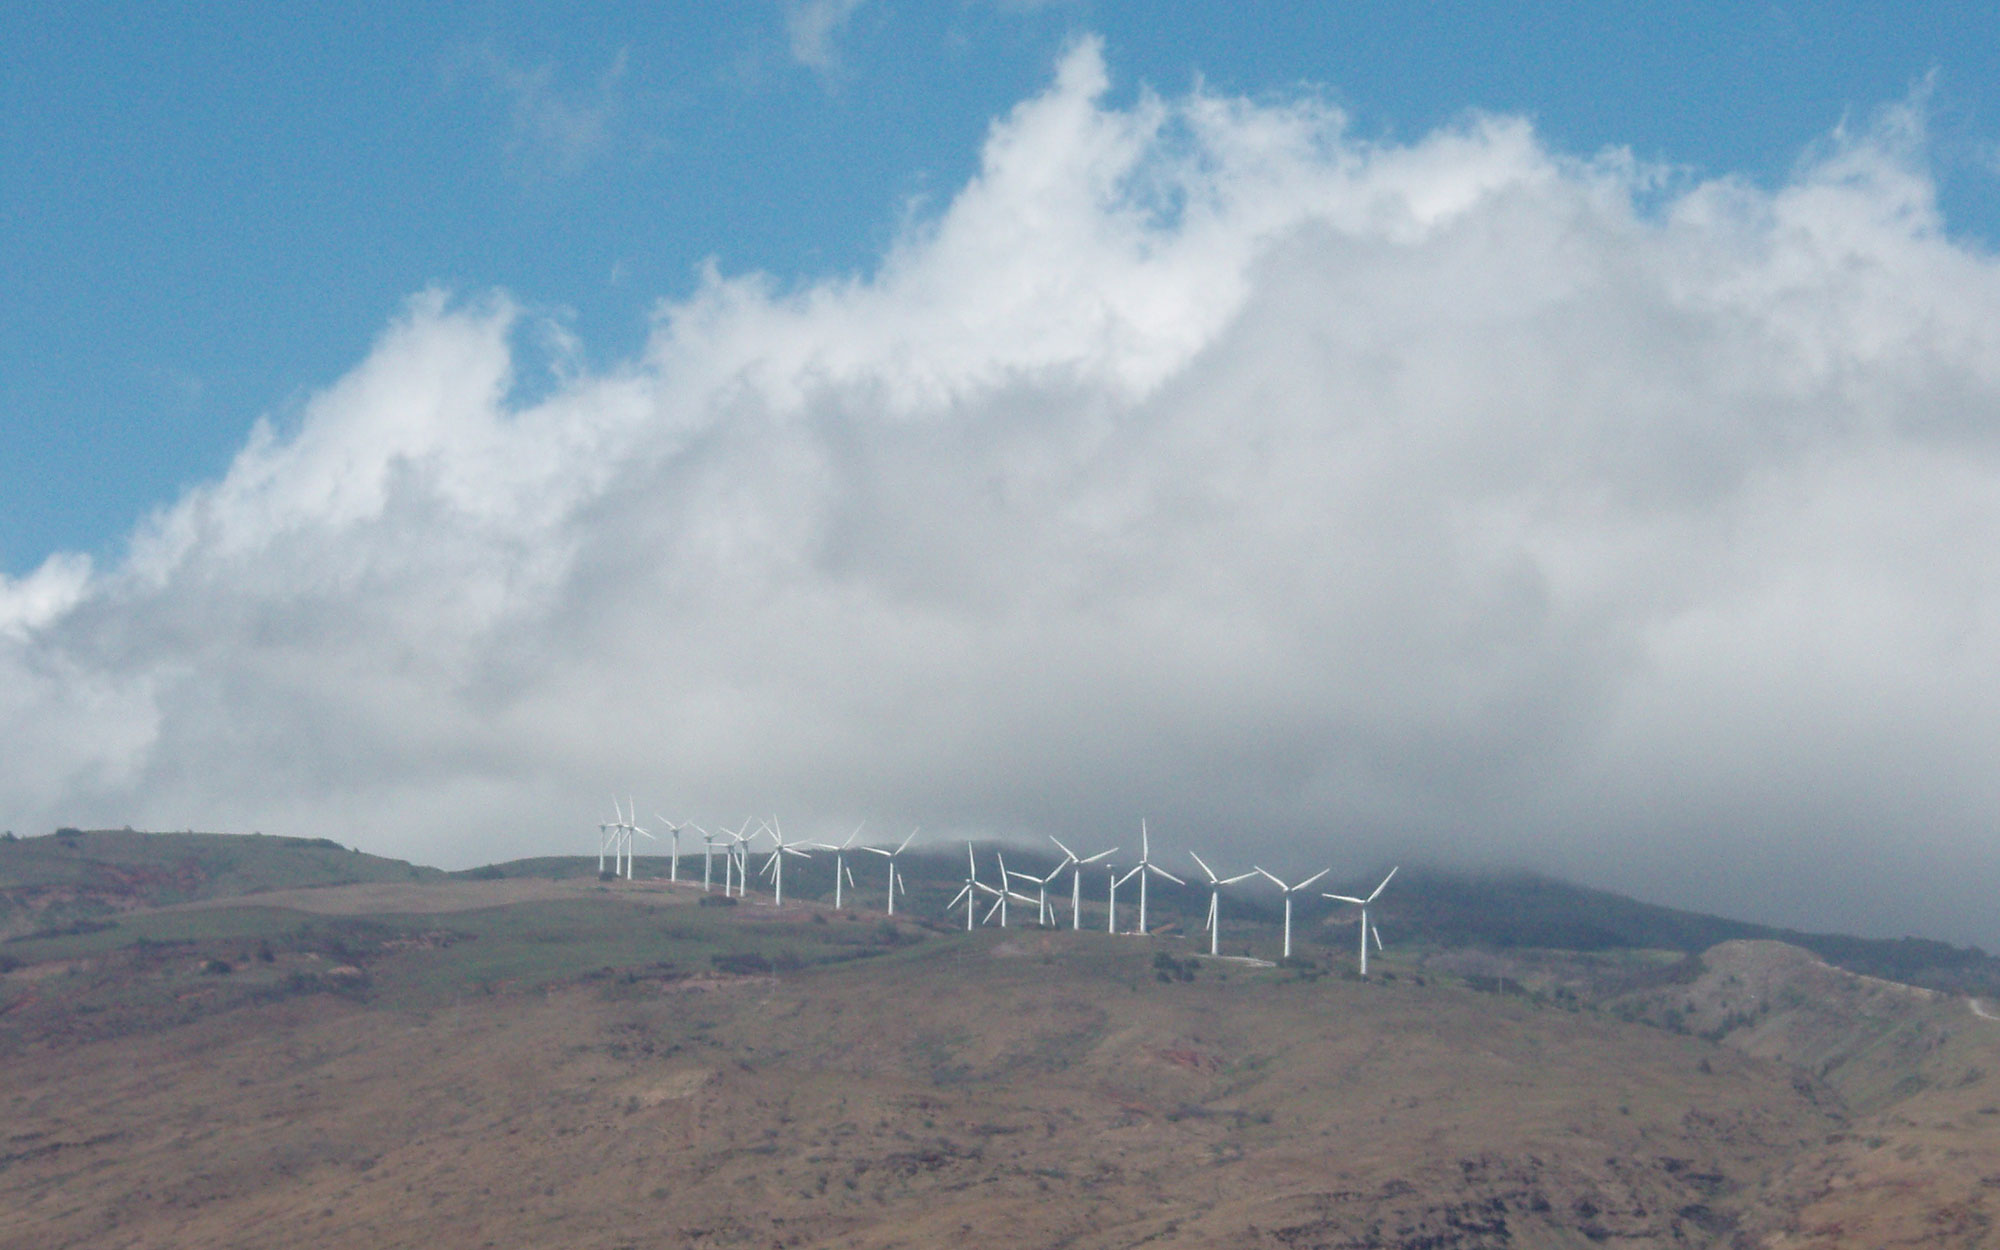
xmin=7 ymin=39 xmax=2000 ymax=943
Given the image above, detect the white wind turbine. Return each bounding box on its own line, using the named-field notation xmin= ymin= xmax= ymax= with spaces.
xmin=608 ymin=797 xmax=632 ymax=878
xmin=1323 ymin=867 xmax=1398 ymax=977
xmin=1253 ymin=865 xmax=1331 ymax=960
xmin=1188 ymin=852 xmax=1258 ymax=957
xmin=947 ymin=843 xmax=984 ymax=931
xmin=828 ymin=822 xmax=865 ymax=909
xmin=696 ymin=825 xmax=719 ymax=892
xmin=733 ymin=823 xmax=756 ymax=897
xmin=1123 ymin=819 xmax=1184 ymax=936
xmin=719 ymin=822 xmax=754 ymax=897
xmin=601 ymin=799 xmax=630 ymax=877
xmin=1048 ymin=836 xmax=1116 ymax=931
xmin=1105 ymin=854 xmax=1124 ymax=934
xmin=1013 ymin=861 xmax=1064 ymax=927
xmin=758 ymin=818 xmax=815 ymax=906
xmin=983 ymin=852 xmax=1035 ymax=928
xmin=653 ymin=814 xmax=690 ymax=884
xmin=857 ymin=828 xmax=919 ymax=915
xmin=607 ymin=797 xmax=651 ymax=879
xmin=625 ymin=806 xmax=655 ymax=880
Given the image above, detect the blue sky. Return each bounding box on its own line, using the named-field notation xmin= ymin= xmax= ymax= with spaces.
xmin=5 ymin=2 xmax=1996 ymax=576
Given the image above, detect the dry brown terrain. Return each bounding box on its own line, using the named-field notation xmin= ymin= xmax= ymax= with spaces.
xmin=5 ymin=892 xmax=2000 ymax=1248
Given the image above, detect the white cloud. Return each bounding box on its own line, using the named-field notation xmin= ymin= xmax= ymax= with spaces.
xmin=450 ymin=44 xmax=626 ymax=176
xmin=783 ymin=0 xmax=867 ymax=72
xmin=10 ymin=39 xmax=2000 ymax=943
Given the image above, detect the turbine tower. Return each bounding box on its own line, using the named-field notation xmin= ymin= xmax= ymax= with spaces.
xmin=1049 ymin=836 xmax=1115 ymax=931
xmin=624 ymin=806 xmax=654 ymax=880
xmin=696 ymin=825 xmax=718 ymax=892
xmin=828 ymin=822 xmax=865 ymax=909
xmin=1323 ymin=867 xmax=1398 ymax=976
xmin=1105 ymin=857 xmax=1122 ymax=934
xmin=1253 ymin=865 xmax=1330 ymax=960
xmin=857 ymin=828 xmax=919 ymax=915
xmin=1189 ymin=851 xmax=1257 ymax=957
xmin=654 ymin=814 xmax=690 ymax=884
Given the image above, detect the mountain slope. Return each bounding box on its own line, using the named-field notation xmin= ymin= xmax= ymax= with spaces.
xmin=0 ymin=829 xmax=440 ymax=939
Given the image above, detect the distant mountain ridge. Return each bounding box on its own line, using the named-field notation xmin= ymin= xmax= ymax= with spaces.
xmin=470 ymin=839 xmax=2000 ymax=998
xmin=10 ymin=830 xmax=1998 ymax=997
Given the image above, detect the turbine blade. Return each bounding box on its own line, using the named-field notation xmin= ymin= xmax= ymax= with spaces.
xmin=1189 ymin=850 xmax=1215 ymax=882
xmin=1324 ymin=894 xmax=1365 ymax=905
xmin=1149 ymin=865 xmax=1185 ymax=885
xmin=1297 ymin=868 xmax=1331 ymax=891
xmin=1366 ymin=866 xmax=1399 ymax=904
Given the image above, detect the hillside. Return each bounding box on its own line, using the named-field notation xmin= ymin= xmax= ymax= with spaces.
xmin=0 ymin=829 xmax=441 ymax=940
xmin=6 ymin=873 xmax=2000 ymax=1246
xmin=9 ymin=833 xmax=2000 ymax=1244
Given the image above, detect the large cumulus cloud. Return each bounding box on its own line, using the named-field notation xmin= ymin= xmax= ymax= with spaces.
xmin=6 ymin=39 xmax=2000 ymax=943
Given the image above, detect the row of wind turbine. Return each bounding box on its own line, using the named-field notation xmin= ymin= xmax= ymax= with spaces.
xmin=588 ymin=808 xmax=1398 ymax=973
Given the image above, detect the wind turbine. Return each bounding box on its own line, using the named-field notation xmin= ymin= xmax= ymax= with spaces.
xmin=857 ymin=828 xmax=919 ymax=916
xmin=697 ymin=825 xmax=719 ymax=892
xmin=1106 ymin=856 xmax=1123 ymax=934
xmin=719 ymin=822 xmax=754 ymax=897
xmin=1252 ymin=865 xmax=1330 ymax=960
xmin=758 ymin=818 xmax=815 ymax=906
xmin=1189 ymin=851 xmax=1258 ymax=957
xmin=828 ymin=822 xmax=865 ymax=909
xmin=983 ymin=852 xmax=1034 ymax=928
xmin=732 ymin=823 xmax=755 ymax=897
xmin=602 ymin=799 xmax=629 ymax=877
xmin=607 ymin=797 xmax=650 ymax=879
xmin=1323 ymin=867 xmax=1398 ymax=976
xmin=625 ymin=808 xmax=654 ymax=880
xmin=654 ymin=814 xmax=690 ymax=884
xmin=1013 ymin=861 xmax=1064 ymax=927
xmin=1049 ymin=836 xmax=1115 ymax=930
xmin=947 ymin=843 xmax=983 ymax=931
xmin=1127 ymin=819 xmax=1184 ymax=936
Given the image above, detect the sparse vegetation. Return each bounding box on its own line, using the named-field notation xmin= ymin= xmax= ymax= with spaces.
xmin=3 ymin=832 xmax=2000 ymax=1247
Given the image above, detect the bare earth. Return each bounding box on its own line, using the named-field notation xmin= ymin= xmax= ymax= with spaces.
xmin=5 ymin=899 xmax=2000 ymax=1247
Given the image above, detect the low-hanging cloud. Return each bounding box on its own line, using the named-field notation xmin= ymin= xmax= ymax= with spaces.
xmin=7 ymin=38 xmax=2000 ymax=944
